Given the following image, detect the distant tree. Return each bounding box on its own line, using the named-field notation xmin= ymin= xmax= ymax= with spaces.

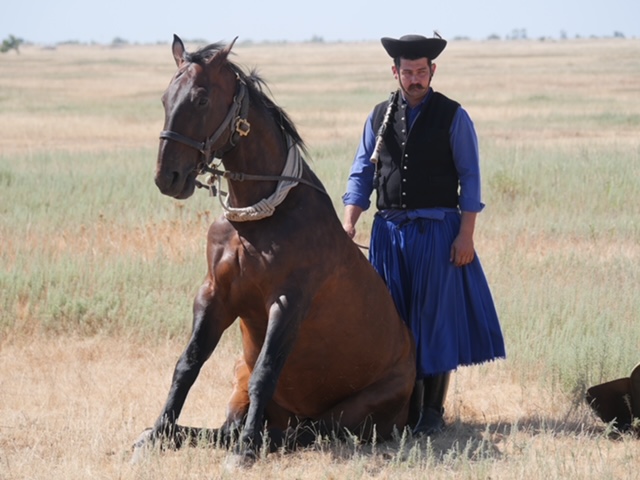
xmin=1 ymin=35 xmax=23 ymax=54
xmin=487 ymin=33 xmax=501 ymax=41
xmin=508 ymin=28 xmax=528 ymax=40
xmin=613 ymin=31 xmax=625 ymax=38
xmin=111 ymin=37 xmax=129 ymax=46
xmin=185 ymin=38 xmax=210 ymax=46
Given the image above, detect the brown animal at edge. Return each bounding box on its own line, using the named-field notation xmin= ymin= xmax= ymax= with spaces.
xmin=132 ymin=35 xmax=416 ymax=465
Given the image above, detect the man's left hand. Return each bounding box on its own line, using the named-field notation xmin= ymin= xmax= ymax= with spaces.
xmin=450 ymin=234 xmax=475 ymax=267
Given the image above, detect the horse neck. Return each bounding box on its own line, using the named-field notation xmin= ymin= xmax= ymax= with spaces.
xmin=221 ymin=110 xmax=290 ymax=209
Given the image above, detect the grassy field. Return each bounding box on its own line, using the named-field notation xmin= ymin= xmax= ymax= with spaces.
xmin=1 ymin=38 xmax=639 ymax=479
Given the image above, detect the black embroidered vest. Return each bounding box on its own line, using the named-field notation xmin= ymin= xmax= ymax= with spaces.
xmin=372 ymin=91 xmax=460 ymax=210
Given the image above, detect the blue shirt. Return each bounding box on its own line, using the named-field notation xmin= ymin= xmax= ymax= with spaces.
xmin=342 ymin=89 xmax=485 ymax=215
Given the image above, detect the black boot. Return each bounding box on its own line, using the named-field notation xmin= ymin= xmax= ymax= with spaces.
xmin=412 ymin=372 xmax=451 ymax=437
xmin=407 ymin=380 xmax=424 ymax=428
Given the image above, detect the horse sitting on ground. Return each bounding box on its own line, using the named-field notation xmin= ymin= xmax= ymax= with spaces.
xmin=133 ymin=35 xmax=416 ymax=465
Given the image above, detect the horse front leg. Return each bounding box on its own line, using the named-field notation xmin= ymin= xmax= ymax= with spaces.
xmin=133 ymin=281 xmax=233 ymax=455
xmin=232 ymin=292 xmax=308 ymax=464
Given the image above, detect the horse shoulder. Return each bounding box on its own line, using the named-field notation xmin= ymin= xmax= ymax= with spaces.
xmin=204 ymin=220 xmax=244 ymax=290
xmin=204 ymin=220 xmax=271 ymax=316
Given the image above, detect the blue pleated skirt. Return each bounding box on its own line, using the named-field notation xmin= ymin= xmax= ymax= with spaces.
xmin=370 ymin=210 xmax=505 ymax=378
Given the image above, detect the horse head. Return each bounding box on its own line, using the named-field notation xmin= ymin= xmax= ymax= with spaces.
xmin=155 ymin=35 xmax=239 ymax=199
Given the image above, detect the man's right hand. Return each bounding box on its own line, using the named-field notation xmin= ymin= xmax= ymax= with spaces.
xmin=343 ymin=223 xmax=356 ymax=239
xmin=342 ymin=204 xmax=364 ymax=240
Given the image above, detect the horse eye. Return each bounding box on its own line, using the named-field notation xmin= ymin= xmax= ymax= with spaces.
xmin=196 ymin=96 xmax=209 ymax=107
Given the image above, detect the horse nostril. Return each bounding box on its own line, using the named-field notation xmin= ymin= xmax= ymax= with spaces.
xmin=155 ymin=170 xmax=179 ymax=192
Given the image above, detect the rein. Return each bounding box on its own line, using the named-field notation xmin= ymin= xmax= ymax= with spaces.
xmin=196 ymin=163 xmax=326 ymax=194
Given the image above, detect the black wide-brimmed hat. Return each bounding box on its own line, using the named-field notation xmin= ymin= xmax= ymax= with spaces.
xmin=586 ymin=361 xmax=640 ymax=434
xmin=381 ymin=34 xmax=447 ymax=60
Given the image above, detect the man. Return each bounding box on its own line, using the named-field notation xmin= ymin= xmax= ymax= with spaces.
xmin=342 ymin=34 xmax=506 ymax=436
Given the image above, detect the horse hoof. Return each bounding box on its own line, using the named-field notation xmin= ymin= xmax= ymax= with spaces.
xmin=223 ymin=450 xmax=257 ymax=470
xmin=130 ymin=428 xmax=155 ymax=464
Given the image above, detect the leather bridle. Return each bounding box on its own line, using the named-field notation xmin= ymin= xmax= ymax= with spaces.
xmin=159 ymin=76 xmax=251 ymax=170
xmin=158 ymin=75 xmax=326 ymax=197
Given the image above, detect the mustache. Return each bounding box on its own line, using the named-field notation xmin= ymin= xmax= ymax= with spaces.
xmin=408 ymin=84 xmax=425 ymax=91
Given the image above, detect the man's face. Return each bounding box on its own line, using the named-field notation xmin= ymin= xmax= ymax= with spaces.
xmin=392 ymin=57 xmax=435 ymax=105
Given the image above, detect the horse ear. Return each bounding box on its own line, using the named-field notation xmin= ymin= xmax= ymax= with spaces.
xmin=172 ymin=34 xmax=186 ymax=67
xmin=207 ymin=37 xmax=237 ymax=66
xmin=219 ymin=36 xmax=238 ymax=59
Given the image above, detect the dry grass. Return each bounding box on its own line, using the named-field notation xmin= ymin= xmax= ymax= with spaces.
xmin=1 ymin=335 xmax=630 ymax=480
xmin=1 ymin=39 xmax=640 ymax=478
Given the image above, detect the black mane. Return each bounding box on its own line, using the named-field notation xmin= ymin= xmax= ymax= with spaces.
xmin=185 ymin=44 xmax=307 ymax=155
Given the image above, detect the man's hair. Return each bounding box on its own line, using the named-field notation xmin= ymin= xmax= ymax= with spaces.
xmin=393 ymin=56 xmax=433 ymax=68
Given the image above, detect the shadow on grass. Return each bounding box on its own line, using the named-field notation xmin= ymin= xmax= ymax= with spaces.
xmin=319 ymin=408 xmax=637 ymax=467
xmin=133 ymin=405 xmax=637 ymax=468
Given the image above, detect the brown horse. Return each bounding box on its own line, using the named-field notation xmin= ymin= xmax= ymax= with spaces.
xmin=133 ymin=35 xmax=415 ymax=463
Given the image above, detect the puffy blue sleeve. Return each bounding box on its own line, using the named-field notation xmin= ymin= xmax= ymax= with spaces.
xmin=450 ymin=107 xmax=485 ymax=213
xmin=342 ymin=111 xmax=377 ymax=210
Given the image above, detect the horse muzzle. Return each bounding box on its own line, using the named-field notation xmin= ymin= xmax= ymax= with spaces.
xmin=154 ymin=163 xmax=198 ymax=199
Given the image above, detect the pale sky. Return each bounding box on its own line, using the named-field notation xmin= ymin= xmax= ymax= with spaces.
xmin=2 ymin=0 xmax=638 ymax=45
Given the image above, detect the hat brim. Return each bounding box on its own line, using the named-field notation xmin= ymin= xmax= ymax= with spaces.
xmin=586 ymin=377 xmax=633 ymax=427
xmin=630 ymin=361 xmax=640 ymax=418
xmin=381 ymin=36 xmax=447 ymax=60
xmin=586 ymin=361 xmax=640 ymax=432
